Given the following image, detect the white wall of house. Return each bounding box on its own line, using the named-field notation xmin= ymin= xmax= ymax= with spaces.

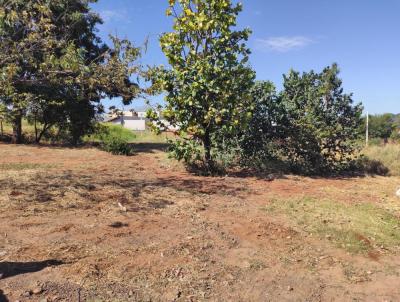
xmin=137 ymin=111 xmax=147 ymax=118
xmin=110 ymin=117 xmax=147 ymax=131
xmin=107 ymin=111 xmax=179 ymax=132
xmin=124 ymin=119 xmax=147 ymax=131
xmin=157 ymin=120 xmax=179 ymax=132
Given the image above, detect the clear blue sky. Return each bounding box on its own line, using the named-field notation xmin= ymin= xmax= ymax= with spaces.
xmin=91 ymin=0 xmax=400 ymax=114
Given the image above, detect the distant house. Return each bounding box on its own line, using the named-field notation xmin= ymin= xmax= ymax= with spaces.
xmin=106 ymin=109 xmax=149 ymax=131
xmin=105 ymin=107 xmax=178 ymax=132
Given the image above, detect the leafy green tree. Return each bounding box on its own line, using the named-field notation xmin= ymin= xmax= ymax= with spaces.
xmin=149 ymin=0 xmax=255 ymax=170
xmin=1 ymin=0 xmax=78 ymax=143
xmin=0 ymin=0 xmax=141 ymax=144
xmin=279 ymin=64 xmax=363 ymax=173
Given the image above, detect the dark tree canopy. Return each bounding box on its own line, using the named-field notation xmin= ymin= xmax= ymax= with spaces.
xmin=0 ymin=0 xmax=141 ymax=144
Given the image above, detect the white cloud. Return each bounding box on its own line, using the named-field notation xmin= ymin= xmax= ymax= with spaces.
xmin=100 ymin=9 xmax=127 ymax=23
xmin=256 ymin=36 xmax=315 ymax=53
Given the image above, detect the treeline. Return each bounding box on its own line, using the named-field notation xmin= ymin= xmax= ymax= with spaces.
xmin=0 ymin=0 xmax=379 ymax=175
xmin=362 ymin=114 xmax=400 ymax=143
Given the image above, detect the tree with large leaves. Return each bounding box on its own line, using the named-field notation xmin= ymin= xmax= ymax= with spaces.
xmin=149 ymin=0 xmax=255 ymax=170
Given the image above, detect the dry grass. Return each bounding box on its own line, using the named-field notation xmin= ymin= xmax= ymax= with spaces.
xmin=264 ymin=196 xmax=400 ymax=254
xmin=0 ymin=162 xmax=58 ymax=171
xmin=362 ymin=144 xmax=400 ymax=176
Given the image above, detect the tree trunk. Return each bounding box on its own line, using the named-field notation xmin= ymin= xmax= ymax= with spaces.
xmin=35 ymin=125 xmax=48 ymax=144
xmin=0 ymin=120 xmax=3 ymax=137
xmin=11 ymin=111 xmax=22 ymax=144
xmin=36 ymin=123 xmax=50 ymax=144
xmin=34 ymin=115 xmax=38 ymax=143
xmin=203 ymin=129 xmax=213 ymax=171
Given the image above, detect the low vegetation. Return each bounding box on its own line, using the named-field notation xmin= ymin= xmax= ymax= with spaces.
xmin=265 ymin=196 xmax=400 ymax=254
xmin=86 ymin=124 xmax=137 ymax=143
xmin=0 ymin=162 xmax=57 ymax=171
xmin=362 ymin=144 xmax=400 ymax=176
xmin=86 ymin=124 xmax=136 ymax=156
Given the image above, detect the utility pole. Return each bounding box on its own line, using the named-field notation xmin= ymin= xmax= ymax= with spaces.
xmin=366 ymin=111 xmax=369 ymax=147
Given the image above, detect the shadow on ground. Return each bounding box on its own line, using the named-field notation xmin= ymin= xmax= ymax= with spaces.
xmin=0 ymin=289 xmax=8 ymax=302
xmin=0 ymin=141 xmax=170 ymax=155
xmin=0 ymin=260 xmax=63 ymax=279
xmin=130 ymin=143 xmax=169 ymax=154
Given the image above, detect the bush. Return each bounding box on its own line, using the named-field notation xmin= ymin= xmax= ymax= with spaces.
xmin=88 ymin=123 xmax=136 ymax=143
xmin=101 ymin=135 xmax=134 ymax=156
xmin=355 ymin=156 xmax=389 ymax=176
xmin=88 ymin=124 xmax=135 ymax=156
xmin=277 ymin=65 xmax=363 ymax=174
xmin=362 ymin=144 xmax=400 ymax=176
xmin=239 ymin=66 xmax=363 ymax=175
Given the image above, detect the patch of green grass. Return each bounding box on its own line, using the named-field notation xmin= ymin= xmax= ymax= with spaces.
xmin=85 ymin=123 xmax=137 ymax=143
xmin=0 ymin=163 xmax=57 ymax=170
xmin=362 ymin=144 xmax=400 ymax=176
xmin=132 ymin=130 xmax=174 ymax=143
xmin=264 ymin=197 xmax=400 ymax=254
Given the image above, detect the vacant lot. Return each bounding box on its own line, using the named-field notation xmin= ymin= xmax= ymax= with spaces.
xmin=0 ymin=143 xmax=399 ymax=301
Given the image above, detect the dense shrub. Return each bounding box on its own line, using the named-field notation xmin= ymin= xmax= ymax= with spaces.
xmin=356 ymin=157 xmax=389 ymax=176
xmin=278 ymin=65 xmax=363 ymax=173
xmin=240 ymin=65 xmax=364 ymax=175
xmin=362 ymin=144 xmax=400 ymax=176
xmin=94 ymin=124 xmax=136 ymax=142
xmin=101 ymin=135 xmax=134 ymax=156
xmin=239 ymin=81 xmax=286 ymax=170
xmin=88 ymin=124 xmax=135 ymax=156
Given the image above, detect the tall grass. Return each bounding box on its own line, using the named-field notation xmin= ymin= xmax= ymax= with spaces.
xmin=84 ymin=124 xmax=136 ymax=155
xmin=85 ymin=123 xmax=136 ymax=143
xmin=362 ymin=144 xmax=400 ymax=176
xmin=132 ymin=130 xmax=175 ymax=143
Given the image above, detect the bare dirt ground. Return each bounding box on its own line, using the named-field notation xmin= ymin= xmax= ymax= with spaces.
xmin=0 ymin=143 xmax=399 ymax=302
